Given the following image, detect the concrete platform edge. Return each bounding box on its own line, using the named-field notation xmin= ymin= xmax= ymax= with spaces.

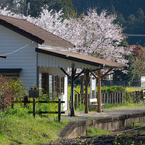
xmin=59 ymin=111 xmax=145 ymax=139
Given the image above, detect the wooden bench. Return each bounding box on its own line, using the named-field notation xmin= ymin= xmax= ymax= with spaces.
xmin=89 ymin=98 xmax=103 ymax=112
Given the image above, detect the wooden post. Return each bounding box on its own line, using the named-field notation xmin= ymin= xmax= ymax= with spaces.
xmin=11 ymin=97 xmax=14 ymax=109
xmin=70 ymin=63 xmax=75 ymax=116
xmin=103 ymin=93 xmax=105 ymax=104
xmin=58 ymin=99 xmax=61 ymax=122
xmin=111 ymin=93 xmax=113 ymax=104
xmin=78 ymin=94 xmax=81 ymax=106
xmin=75 ymin=94 xmax=78 ymax=109
xmin=84 ymin=70 xmax=89 ymax=113
xmin=97 ymin=70 xmax=101 ymax=113
xmin=121 ymin=92 xmax=123 ymax=103
xmin=1 ymin=95 xmax=4 ymax=112
xmin=141 ymin=90 xmax=143 ymax=101
xmin=24 ymin=96 xmax=28 ymax=108
xmin=107 ymin=93 xmax=108 ymax=104
xmin=135 ymin=91 xmax=138 ymax=103
xmin=33 ymin=98 xmax=36 ymax=118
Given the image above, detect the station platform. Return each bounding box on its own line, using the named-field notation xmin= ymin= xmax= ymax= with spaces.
xmin=60 ymin=108 xmax=145 ymax=138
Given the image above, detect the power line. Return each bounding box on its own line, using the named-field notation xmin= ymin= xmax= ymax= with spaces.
xmin=123 ymin=33 xmax=145 ymax=37
xmin=2 ymin=43 xmax=32 ymax=56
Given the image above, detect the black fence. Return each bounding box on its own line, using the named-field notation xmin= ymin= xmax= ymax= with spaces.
xmin=73 ymin=90 xmax=145 ymax=108
xmin=12 ymin=96 xmax=65 ymax=122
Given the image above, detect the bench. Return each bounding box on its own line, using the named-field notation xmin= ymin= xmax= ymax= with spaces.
xmin=89 ymin=98 xmax=103 ymax=112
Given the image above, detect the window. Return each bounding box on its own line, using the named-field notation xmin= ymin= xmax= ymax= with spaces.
xmin=40 ymin=73 xmax=64 ymax=98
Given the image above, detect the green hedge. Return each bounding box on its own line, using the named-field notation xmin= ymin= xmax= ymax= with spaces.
xmin=101 ymin=86 xmax=125 ymax=93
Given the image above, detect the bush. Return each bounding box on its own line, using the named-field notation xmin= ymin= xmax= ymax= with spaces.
xmin=76 ymin=104 xmax=85 ymax=111
xmin=101 ymin=85 xmax=125 ymax=93
xmin=0 ymin=75 xmax=14 ymax=111
xmin=3 ymin=104 xmax=29 ymax=117
xmin=68 ymin=85 xmax=126 ymax=95
xmin=9 ymin=78 xmax=28 ymax=98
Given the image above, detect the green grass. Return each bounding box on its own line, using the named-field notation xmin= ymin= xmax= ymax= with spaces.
xmin=103 ymin=101 xmax=145 ymax=111
xmin=87 ymin=127 xmax=112 ymax=136
xmin=0 ymin=105 xmax=69 ymax=145
xmin=75 ymin=101 xmax=145 ymax=112
xmin=76 ymin=104 xmax=85 ymax=111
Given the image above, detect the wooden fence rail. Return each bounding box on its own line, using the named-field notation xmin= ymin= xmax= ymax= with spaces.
xmin=12 ymin=96 xmax=65 ymax=122
xmin=73 ymin=90 xmax=145 ymax=109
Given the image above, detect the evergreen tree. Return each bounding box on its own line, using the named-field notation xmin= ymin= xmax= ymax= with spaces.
xmin=109 ymin=5 xmax=117 ymax=15
xmin=116 ymin=13 xmax=126 ymax=27
xmin=136 ymin=8 xmax=145 ymax=25
xmin=127 ymin=14 xmax=136 ymax=32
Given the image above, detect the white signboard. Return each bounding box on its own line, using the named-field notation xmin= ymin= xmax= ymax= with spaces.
xmin=92 ymin=79 xmax=96 ymax=90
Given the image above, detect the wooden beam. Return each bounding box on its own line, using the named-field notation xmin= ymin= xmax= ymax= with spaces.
xmin=84 ymin=69 xmax=89 ymax=113
xmin=101 ymin=68 xmax=113 ymax=79
xmin=90 ymin=71 xmax=98 ymax=80
xmin=97 ymin=70 xmax=101 ymax=113
xmin=59 ymin=67 xmax=70 ymax=79
xmin=74 ymin=69 xmax=85 ymax=81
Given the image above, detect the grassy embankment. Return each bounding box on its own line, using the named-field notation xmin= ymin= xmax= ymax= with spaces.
xmin=0 ymin=104 xmax=69 ymax=145
xmin=1 ymin=85 xmax=145 ymax=144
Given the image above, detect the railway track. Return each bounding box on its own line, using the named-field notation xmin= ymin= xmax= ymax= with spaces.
xmin=54 ymin=126 xmax=145 ymax=145
xmin=85 ymin=126 xmax=145 ymax=145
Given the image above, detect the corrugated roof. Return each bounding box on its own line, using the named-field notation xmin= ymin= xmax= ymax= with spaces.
xmin=36 ymin=47 xmax=126 ymax=69
xmin=0 ymin=15 xmax=74 ymax=48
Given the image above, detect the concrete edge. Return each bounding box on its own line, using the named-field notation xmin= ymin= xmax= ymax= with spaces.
xmin=59 ymin=111 xmax=145 ymax=139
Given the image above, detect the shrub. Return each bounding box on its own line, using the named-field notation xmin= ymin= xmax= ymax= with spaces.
xmin=76 ymin=104 xmax=85 ymax=111
xmin=0 ymin=75 xmax=14 ymax=111
xmin=101 ymin=85 xmax=125 ymax=93
xmin=3 ymin=104 xmax=29 ymax=117
xmin=9 ymin=78 xmax=28 ymax=98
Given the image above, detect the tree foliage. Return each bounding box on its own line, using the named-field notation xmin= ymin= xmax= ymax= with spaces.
xmin=72 ymin=0 xmax=145 ymax=45
xmin=0 ymin=0 xmax=77 ymax=18
xmin=114 ymin=45 xmax=145 ymax=81
xmin=0 ymin=75 xmax=14 ymax=111
xmin=0 ymin=6 xmax=132 ymax=79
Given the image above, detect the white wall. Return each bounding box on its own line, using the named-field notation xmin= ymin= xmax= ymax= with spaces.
xmin=141 ymin=76 xmax=145 ymax=87
xmin=0 ymin=25 xmax=37 ymax=90
xmin=39 ymin=66 xmax=68 ymax=110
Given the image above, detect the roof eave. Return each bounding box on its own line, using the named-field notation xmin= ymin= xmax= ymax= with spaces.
xmin=36 ymin=47 xmax=101 ymax=68
xmin=104 ymin=65 xmax=126 ymax=69
xmin=0 ymin=19 xmax=44 ymax=44
xmin=43 ymin=41 xmax=75 ymax=49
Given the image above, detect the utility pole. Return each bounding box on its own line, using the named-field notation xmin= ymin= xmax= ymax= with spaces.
xmin=24 ymin=0 xmax=30 ymax=16
xmin=24 ymin=0 xmax=27 ymax=16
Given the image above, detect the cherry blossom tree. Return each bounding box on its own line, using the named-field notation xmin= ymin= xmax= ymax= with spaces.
xmin=0 ymin=7 xmax=131 ymax=65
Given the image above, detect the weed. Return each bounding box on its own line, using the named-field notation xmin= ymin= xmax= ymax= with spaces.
xmin=86 ymin=116 xmax=93 ymax=119
xmin=76 ymin=104 xmax=85 ymax=111
xmin=87 ymin=127 xmax=112 ymax=136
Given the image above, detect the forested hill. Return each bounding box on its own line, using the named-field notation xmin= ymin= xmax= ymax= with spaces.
xmin=72 ymin=0 xmax=145 ymax=45
xmin=72 ymin=0 xmax=145 ymax=17
xmin=0 ymin=0 xmax=77 ymax=19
